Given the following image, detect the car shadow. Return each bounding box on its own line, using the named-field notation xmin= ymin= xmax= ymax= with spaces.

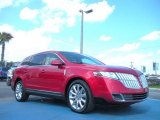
xmin=93 ymin=103 xmax=150 ymax=116
xmin=28 ymin=96 xmax=68 ymax=108
xmin=27 ymin=96 xmax=150 ymax=115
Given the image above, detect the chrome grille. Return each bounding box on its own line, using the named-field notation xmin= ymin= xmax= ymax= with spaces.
xmin=115 ymin=73 xmax=141 ymax=89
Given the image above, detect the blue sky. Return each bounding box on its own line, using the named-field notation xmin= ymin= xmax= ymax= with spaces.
xmin=0 ymin=0 xmax=160 ymax=74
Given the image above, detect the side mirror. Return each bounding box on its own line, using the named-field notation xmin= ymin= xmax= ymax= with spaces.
xmin=50 ymin=60 xmax=63 ymax=66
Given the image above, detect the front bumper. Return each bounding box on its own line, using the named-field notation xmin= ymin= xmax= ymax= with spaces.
xmin=92 ymin=76 xmax=149 ymax=103
xmin=112 ymin=92 xmax=148 ymax=102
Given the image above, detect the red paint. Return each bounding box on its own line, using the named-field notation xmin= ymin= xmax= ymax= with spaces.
xmin=12 ymin=51 xmax=148 ymax=104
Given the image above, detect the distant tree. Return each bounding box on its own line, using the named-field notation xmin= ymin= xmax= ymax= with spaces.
xmin=0 ymin=32 xmax=13 ymax=63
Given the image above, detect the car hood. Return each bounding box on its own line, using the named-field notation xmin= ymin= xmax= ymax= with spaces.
xmin=80 ymin=64 xmax=141 ymax=77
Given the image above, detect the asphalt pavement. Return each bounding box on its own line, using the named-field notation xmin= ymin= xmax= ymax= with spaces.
xmin=149 ymin=88 xmax=160 ymax=100
xmin=0 ymin=81 xmax=160 ymax=120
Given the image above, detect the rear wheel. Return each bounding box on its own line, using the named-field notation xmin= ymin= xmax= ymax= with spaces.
xmin=67 ymin=80 xmax=94 ymax=113
xmin=15 ymin=81 xmax=29 ymax=102
xmin=6 ymin=78 xmax=11 ymax=86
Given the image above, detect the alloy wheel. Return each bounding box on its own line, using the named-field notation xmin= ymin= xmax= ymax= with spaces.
xmin=15 ymin=82 xmax=23 ymax=100
xmin=69 ymin=84 xmax=87 ymax=111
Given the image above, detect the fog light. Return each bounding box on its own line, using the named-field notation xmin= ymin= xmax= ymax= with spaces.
xmin=112 ymin=93 xmax=124 ymax=101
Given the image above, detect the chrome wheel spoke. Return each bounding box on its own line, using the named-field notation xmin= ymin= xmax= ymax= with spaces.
xmin=70 ymin=90 xmax=76 ymax=96
xmin=81 ymin=98 xmax=86 ymax=103
xmin=77 ymin=84 xmax=80 ymax=92
xmin=78 ymin=100 xmax=83 ymax=109
xmin=69 ymin=83 xmax=87 ymax=111
xmin=69 ymin=95 xmax=76 ymax=100
xmin=76 ymin=100 xmax=79 ymax=109
xmin=15 ymin=83 xmax=23 ymax=100
xmin=73 ymin=86 xmax=77 ymax=93
xmin=81 ymin=93 xmax=86 ymax=98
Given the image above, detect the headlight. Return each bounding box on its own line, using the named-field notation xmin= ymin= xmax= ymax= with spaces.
xmin=139 ymin=74 xmax=148 ymax=88
xmin=93 ymin=71 xmax=144 ymax=89
xmin=93 ymin=72 xmax=118 ymax=80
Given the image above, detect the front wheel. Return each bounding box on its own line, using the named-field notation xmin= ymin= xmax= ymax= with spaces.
xmin=15 ymin=81 xmax=29 ymax=102
xmin=67 ymin=80 xmax=94 ymax=113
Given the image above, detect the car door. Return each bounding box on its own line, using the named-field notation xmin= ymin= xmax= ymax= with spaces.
xmin=38 ymin=52 xmax=65 ymax=92
xmin=25 ymin=53 xmax=46 ymax=90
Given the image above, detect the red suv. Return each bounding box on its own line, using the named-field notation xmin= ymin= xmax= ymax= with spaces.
xmin=11 ymin=51 xmax=148 ymax=113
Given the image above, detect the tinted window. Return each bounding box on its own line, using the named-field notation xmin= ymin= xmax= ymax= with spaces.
xmin=2 ymin=67 xmax=7 ymax=71
xmin=30 ymin=54 xmax=46 ymax=66
xmin=0 ymin=67 xmax=7 ymax=71
xmin=21 ymin=56 xmax=32 ymax=65
xmin=60 ymin=52 xmax=104 ymax=65
xmin=44 ymin=53 xmax=61 ymax=65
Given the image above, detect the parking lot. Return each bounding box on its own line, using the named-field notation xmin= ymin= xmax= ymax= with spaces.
xmin=0 ymin=81 xmax=160 ymax=120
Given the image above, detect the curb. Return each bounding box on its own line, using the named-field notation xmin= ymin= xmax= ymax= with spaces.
xmin=149 ymin=88 xmax=160 ymax=90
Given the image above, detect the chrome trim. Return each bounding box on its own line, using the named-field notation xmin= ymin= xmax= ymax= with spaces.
xmin=54 ymin=53 xmax=66 ymax=65
xmin=112 ymin=93 xmax=148 ymax=102
xmin=115 ymin=73 xmax=141 ymax=89
xmin=25 ymin=88 xmax=64 ymax=98
xmin=64 ymin=69 xmax=67 ymax=76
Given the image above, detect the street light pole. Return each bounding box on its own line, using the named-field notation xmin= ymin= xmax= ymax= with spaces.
xmin=79 ymin=9 xmax=93 ymax=54
xmin=80 ymin=10 xmax=84 ymax=54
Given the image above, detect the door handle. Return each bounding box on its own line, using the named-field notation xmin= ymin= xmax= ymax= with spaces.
xmin=41 ymin=69 xmax=45 ymax=73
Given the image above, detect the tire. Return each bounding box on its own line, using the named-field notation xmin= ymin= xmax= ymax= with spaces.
xmin=15 ymin=81 xmax=29 ymax=102
xmin=67 ymin=80 xmax=94 ymax=113
xmin=6 ymin=78 xmax=11 ymax=86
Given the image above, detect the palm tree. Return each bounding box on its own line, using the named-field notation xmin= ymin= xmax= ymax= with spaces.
xmin=0 ymin=32 xmax=13 ymax=63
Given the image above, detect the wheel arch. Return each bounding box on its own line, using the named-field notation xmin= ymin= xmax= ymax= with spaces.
xmin=14 ymin=77 xmax=22 ymax=90
xmin=64 ymin=77 xmax=93 ymax=99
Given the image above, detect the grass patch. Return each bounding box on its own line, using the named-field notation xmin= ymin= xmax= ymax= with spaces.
xmin=149 ymin=84 xmax=160 ymax=89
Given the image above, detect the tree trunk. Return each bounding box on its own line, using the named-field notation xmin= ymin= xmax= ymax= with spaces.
xmin=1 ymin=42 xmax=5 ymax=63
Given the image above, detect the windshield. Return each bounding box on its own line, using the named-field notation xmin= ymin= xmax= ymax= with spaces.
xmin=60 ymin=52 xmax=105 ymax=65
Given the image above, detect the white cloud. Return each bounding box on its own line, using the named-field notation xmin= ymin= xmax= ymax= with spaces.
xmin=19 ymin=0 xmax=115 ymax=33
xmin=43 ymin=17 xmax=65 ymax=33
xmin=99 ymin=35 xmax=112 ymax=41
xmin=1 ymin=24 xmax=79 ymax=62
xmin=0 ymin=0 xmax=13 ymax=10
xmin=0 ymin=24 xmax=51 ymax=61
xmin=96 ymin=42 xmax=141 ymax=63
xmin=157 ymin=50 xmax=160 ymax=54
xmin=108 ymin=42 xmax=140 ymax=52
xmin=0 ymin=24 xmax=14 ymax=33
xmin=84 ymin=1 xmax=115 ymax=22
xmin=20 ymin=7 xmax=39 ymax=21
xmin=140 ymin=31 xmax=160 ymax=41
xmin=66 ymin=17 xmax=76 ymax=27
xmin=41 ymin=0 xmax=84 ymax=27
xmin=96 ymin=50 xmax=155 ymax=73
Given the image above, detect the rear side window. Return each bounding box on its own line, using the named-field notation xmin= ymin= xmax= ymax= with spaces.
xmin=44 ymin=53 xmax=61 ymax=65
xmin=30 ymin=54 xmax=46 ymax=66
xmin=21 ymin=56 xmax=32 ymax=65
